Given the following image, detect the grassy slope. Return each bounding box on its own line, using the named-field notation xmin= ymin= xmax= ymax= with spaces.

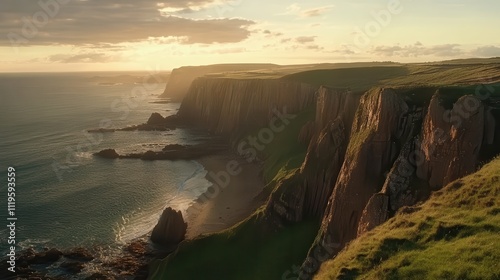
xmin=315 ymin=157 xmax=500 ymax=280
xmin=281 ymin=64 xmax=500 ymax=92
xmin=149 ymin=108 xmax=317 ymax=280
xmin=150 ymin=213 xmax=319 ymax=280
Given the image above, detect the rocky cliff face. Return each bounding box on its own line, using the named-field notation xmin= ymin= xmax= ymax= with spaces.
xmin=160 ymin=64 xmax=278 ymax=101
xmin=416 ymin=94 xmax=485 ymax=188
xmin=299 ymin=88 xmax=500 ymax=278
xmin=177 ymin=77 xmax=318 ymax=136
xmin=169 ymin=74 xmax=499 ymax=278
xmin=300 ymin=87 xmax=362 ymax=219
xmin=300 ymin=89 xmax=408 ymax=272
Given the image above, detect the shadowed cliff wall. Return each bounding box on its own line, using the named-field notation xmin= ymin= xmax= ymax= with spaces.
xmin=177 ymin=77 xmax=318 ymax=136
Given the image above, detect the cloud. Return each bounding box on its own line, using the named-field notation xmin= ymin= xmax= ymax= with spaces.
xmin=370 ymin=42 xmax=464 ymax=57
xmin=471 ymin=46 xmax=500 ymax=57
xmin=295 ymin=36 xmax=316 ymax=44
xmin=306 ymin=45 xmax=323 ymax=51
xmin=1 ymin=0 xmax=255 ymax=46
xmin=283 ymin=3 xmax=334 ymax=18
xmin=301 ymin=5 xmax=335 ymax=17
xmin=48 ymin=52 xmax=120 ymax=63
xmin=262 ymin=30 xmax=283 ymax=37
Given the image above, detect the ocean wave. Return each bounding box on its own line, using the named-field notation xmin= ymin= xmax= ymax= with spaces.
xmin=112 ymin=162 xmax=213 ymax=243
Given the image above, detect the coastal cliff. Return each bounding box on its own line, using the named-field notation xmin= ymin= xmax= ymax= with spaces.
xmin=300 ymin=87 xmax=500 ymax=278
xmin=177 ymin=77 xmax=318 ymax=136
xmin=160 ymin=64 xmax=278 ymax=101
xmin=151 ymin=73 xmax=500 ymax=279
xmin=265 ymin=87 xmax=362 ymax=223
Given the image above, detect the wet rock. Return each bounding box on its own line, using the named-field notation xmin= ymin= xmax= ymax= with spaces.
xmin=60 ymin=261 xmax=85 ymax=274
xmin=85 ymin=272 xmax=115 ymax=280
xmin=30 ymin=248 xmax=63 ymax=264
xmin=127 ymin=240 xmax=147 ymax=256
xmin=94 ymin=149 xmax=120 ymax=159
xmin=147 ymin=112 xmax=166 ymax=125
xmin=151 ymin=207 xmax=187 ymax=246
xmin=63 ymin=247 xmax=94 ymax=262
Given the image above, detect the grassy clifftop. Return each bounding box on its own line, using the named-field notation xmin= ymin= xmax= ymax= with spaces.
xmin=315 ymin=157 xmax=500 ymax=280
xmin=282 ymin=63 xmax=500 ymax=92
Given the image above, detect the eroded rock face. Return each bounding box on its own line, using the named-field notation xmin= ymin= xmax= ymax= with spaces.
xmin=356 ymin=193 xmax=389 ymax=236
xmin=265 ymin=171 xmax=306 ymax=224
xmin=265 ymin=87 xmax=361 ymax=224
xmin=301 ymin=88 xmax=408 ymax=277
xmin=380 ymin=137 xmax=425 ymax=213
xmin=151 ymin=207 xmax=187 ymax=246
xmin=178 ymin=78 xmax=317 ymax=136
xmin=299 ymin=88 xmax=362 ymax=219
xmin=416 ymin=94 xmax=485 ymax=189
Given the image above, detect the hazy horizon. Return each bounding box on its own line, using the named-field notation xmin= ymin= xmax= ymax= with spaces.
xmin=2 ymin=0 xmax=500 ymax=72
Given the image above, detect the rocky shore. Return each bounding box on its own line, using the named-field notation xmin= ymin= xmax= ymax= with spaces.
xmin=0 ymin=239 xmax=175 ymax=280
xmin=94 ymin=140 xmax=228 ymax=161
xmin=87 ymin=113 xmax=184 ymax=133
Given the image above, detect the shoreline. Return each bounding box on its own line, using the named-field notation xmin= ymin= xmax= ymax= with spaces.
xmin=185 ymin=152 xmax=266 ymax=239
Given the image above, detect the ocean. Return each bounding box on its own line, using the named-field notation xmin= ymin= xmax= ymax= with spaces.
xmin=0 ymin=72 xmax=211 ymax=254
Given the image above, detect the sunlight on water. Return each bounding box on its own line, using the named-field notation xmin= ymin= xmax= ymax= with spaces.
xmin=0 ymin=73 xmax=212 ymax=253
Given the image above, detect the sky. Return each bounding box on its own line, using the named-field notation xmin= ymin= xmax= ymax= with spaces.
xmin=1 ymin=0 xmax=499 ymax=72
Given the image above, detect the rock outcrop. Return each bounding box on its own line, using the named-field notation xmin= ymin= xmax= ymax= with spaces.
xmin=94 ymin=149 xmax=120 ymax=159
xmin=88 ymin=113 xmax=185 ymax=133
xmin=94 ymin=140 xmax=228 ymax=161
xmin=356 ymin=193 xmax=389 ymax=236
xmin=151 ymin=207 xmax=187 ymax=246
xmin=147 ymin=112 xmax=168 ymax=125
xmin=416 ymin=94 xmax=485 ymax=189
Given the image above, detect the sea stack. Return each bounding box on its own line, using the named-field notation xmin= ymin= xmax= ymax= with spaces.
xmin=151 ymin=207 xmax=187 ymax=246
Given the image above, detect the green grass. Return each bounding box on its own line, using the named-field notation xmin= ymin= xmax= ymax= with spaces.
xmin=149 ymin=213 xmax=320 ymax=280
xmin=261 ymin=105 xmax=315 ymax=184
xmin=281 ymin=66 xmax=409 ymax=92
xmin=314 ymin=157 xmax=500 ymax=280
xmin=281 ymin=64 xmax=500 ymax=93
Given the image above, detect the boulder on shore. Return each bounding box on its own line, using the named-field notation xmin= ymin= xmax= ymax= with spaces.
xmin=151 ymin=207 xmax=187 ymax=246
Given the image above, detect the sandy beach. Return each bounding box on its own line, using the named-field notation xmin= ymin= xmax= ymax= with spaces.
xmin=185 ymin=153 xmax=266 ymax=238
